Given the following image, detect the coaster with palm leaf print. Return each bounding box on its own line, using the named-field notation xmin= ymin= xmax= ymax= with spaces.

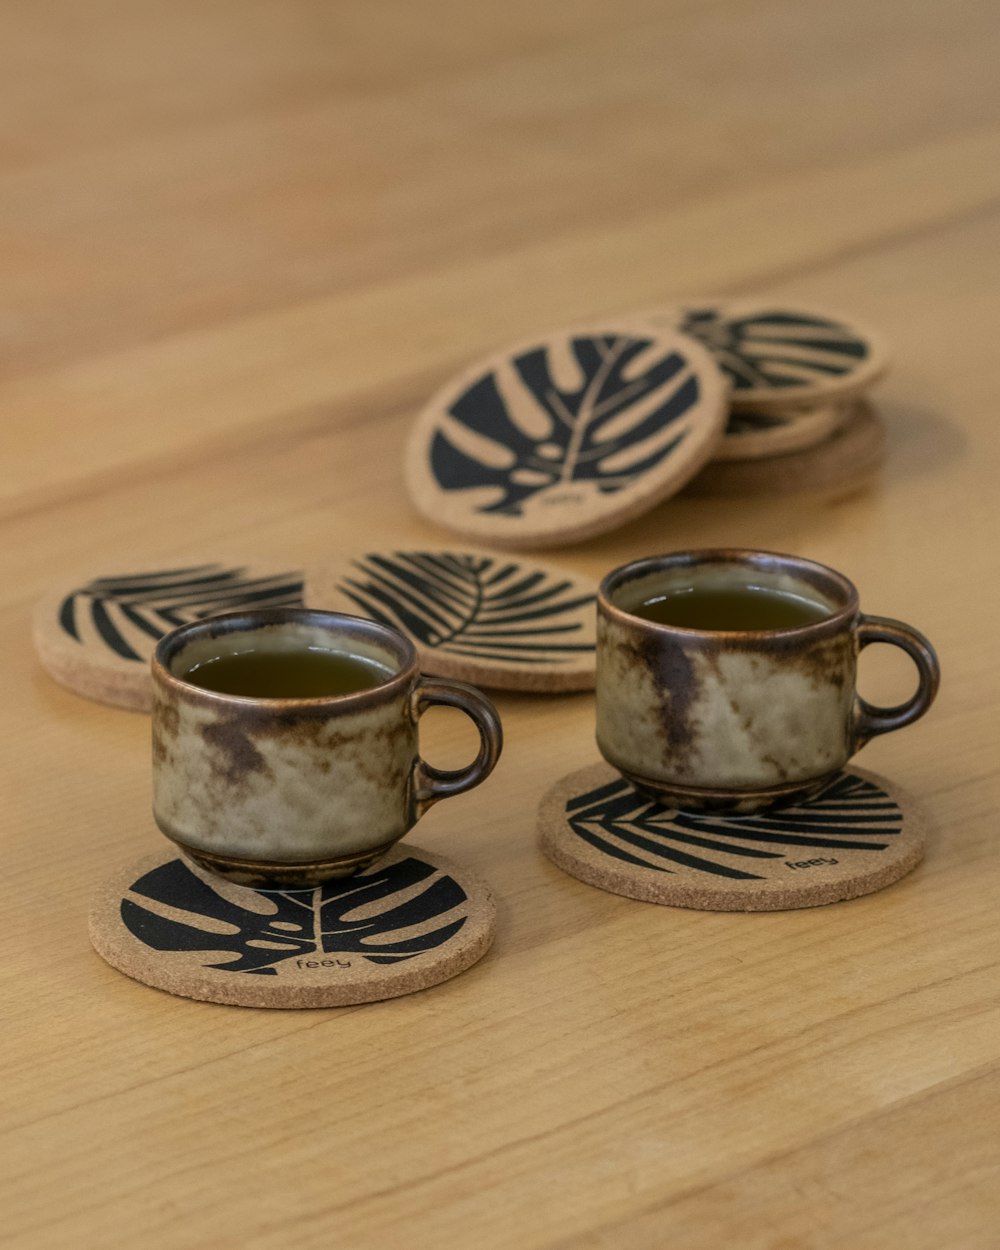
xmin=631 ymin=301 xmax=889 ymax=410
xmin=405 ymin=322 xmax=728 ymax=549
xmin=90 ymin=844 xmax=496 ymax=1008
xmin=539 ymin=763 xmax=925 ymax=911
xmin=714 ymin=400 xmax=848 ymax=462
xmin=34 ymin=561 xmax=305 ymax=712
xmin=308 ymin=549 xmax=597 ymax=692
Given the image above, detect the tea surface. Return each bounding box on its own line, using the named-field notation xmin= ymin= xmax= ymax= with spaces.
xmin=181 ymin=648 xmax=391 ymax=698
xmin=632 ymin=585 xmax=830 ymax=631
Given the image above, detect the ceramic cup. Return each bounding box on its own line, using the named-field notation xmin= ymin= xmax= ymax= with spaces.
xmin=596 ymin=550 xmax=940 ymax=812
xmin=152 ymin=609 xmax=503 ymax=886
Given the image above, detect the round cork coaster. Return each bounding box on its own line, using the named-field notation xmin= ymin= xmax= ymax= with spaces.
xmin=714 ymin=400 xmax=848 ymax=462
xmin=684 ymin=400 xmax=885 ymax=499
xmin=539 ymin=763 xmax=925 ymax=912
xmin=405 ymin=321 xmax=728 ymax=549
xmin=33 ymin=562 xmax=305 ymax=712
xmin=90 ymin=844 xmax=496 ymax=1008
xmin=631 ymin=301 xmax=889 ymax=410
xmin=307 ymin=548 xmax=597 ymax=692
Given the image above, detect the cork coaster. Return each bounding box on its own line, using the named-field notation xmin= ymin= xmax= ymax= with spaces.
xmin=684 ymin=400 xmax=885 ymax=499
xmin=307 ymin=548 xmax=597 ymax=692
xmin=715 ymin=400 xmax=848 ymax=462
xmin=631 ymin=301 xmax=889 ymax=410
xmin=405 ymin=321 xmax=728 ymax=549
xmin=33 ymin=562 xmax=305 ymax=711
xmin=539 ymin=763 xmax=925 ymax=912
xmin=90 ymin=844 xmax=496 ymax=1008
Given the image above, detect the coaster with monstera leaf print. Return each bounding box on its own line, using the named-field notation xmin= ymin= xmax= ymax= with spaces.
xmin=630 ymin=301 xmax=889 ymax=411
xmin=538 ymin=762 xmax=925 ymax=912
xmin=405 ymin=321 xmax=728 ymax=549
xmin=34 ymin=562 xmax=305 ymax=711
xmin=307 ymin=548 xmax=597 ymax=692
xmin=90 ymin=844 xmax=496 ymax=1008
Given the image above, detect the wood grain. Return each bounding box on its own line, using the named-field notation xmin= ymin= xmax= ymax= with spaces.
xmin=3 ymin=2 xmax=1000 ymax=1247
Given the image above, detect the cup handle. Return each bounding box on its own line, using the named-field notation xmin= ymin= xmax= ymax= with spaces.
xmin=853 ymin=614 xmax=941 ymax=748
xmin=410 ymin=678 xmax=503 ymax=817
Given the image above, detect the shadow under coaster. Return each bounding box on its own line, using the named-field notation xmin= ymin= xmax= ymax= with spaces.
xmin=90 ymin=845 xmax=496 ymax=1007
xmin=538 ymin=763 xmax=926 ymax=912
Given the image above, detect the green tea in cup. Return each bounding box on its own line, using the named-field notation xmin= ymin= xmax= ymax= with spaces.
xmin=180 ymin=648 xmax=391 ymax=698
xmin=631 ymin=585 xmax=829 ymax=631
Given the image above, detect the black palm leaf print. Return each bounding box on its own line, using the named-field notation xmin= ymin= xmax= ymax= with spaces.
xmin=566 ymin=773 xmax=903 ymax=878
xmin=679 ymin=308 xmax=869 ymax=392
xmin=121 ymin=857 xmax=469 ymax=976
xmin=335 ymin=551 xmax=594 ymax=666
xmin=58 ymin=564 xmax=304 ymax=662
xmin=430 ymin=333 xmax=702 ymax=515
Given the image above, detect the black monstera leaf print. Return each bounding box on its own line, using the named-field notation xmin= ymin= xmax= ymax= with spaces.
xmin=679 ymin=308 xmax=869 ymax=393
xmin=121 ymin=857 xmax=469 ymax=976
xmin=335 ymin=551 xmax=594 ymax=666
xmin=430 ymin=332 xmax=702 ymax=516
xmin=566 ymin=773 xmax=903 ymax=878
xmin=58 ymin=564 xmax=304 ymax=662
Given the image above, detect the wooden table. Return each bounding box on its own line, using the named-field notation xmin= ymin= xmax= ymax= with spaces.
xmin=4 ymin=3 xmax=1000 ymax=1245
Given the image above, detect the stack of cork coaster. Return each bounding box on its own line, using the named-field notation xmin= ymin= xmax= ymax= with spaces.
xmin=538 ymin=762 xmax=925 ymax=912
xmin=628 ymin=301 xmax=890 ymax=499
xmin=90 ymin=844 xmax=496 ymax=1008
xmin=404 ymin=301 xmax=891 ymax=546
xmin=684 ymin=399 xmax=885 ymax=500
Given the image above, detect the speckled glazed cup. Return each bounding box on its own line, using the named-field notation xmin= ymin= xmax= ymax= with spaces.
xmin=597 ymin=550 xmax=939 ymax=812
xmin=152 ymin=609 xmax=502 ymax=887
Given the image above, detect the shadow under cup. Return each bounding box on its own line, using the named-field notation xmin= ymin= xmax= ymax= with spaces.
xmin=596 ymin=550 xmax=940 ymax=813
xmin=151 ymin=609 xmax=502 ymax=887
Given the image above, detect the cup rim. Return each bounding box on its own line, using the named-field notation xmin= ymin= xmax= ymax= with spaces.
xmin=152 ymin=607 xmax=419 ymax=708
xmin=598 ymin=548 xmax=860 ymax=639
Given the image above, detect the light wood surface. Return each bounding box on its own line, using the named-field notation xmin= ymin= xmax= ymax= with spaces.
xmin=4 ymin=3 xmax=1000 ymax=1246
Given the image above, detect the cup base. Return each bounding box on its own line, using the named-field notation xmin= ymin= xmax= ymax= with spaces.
xmin=619 ymin=766 xmax=839 ymax=814
xmin=169 ymin=836 xmax=400 ymax=889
